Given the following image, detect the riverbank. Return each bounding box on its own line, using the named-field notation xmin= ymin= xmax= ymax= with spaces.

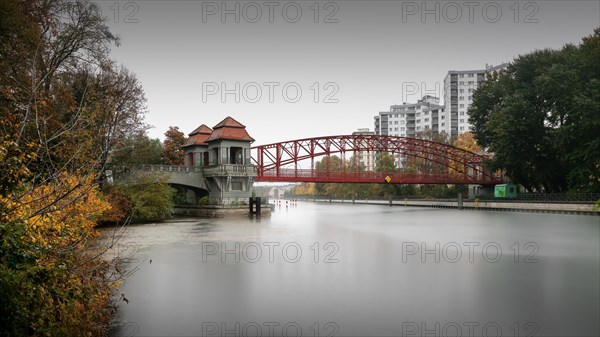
xmin=309 ymin=198 xmax=599 ymax=215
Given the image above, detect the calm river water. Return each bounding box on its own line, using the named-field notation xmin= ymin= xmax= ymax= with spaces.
xmin=105 ymin=202 xmax=599 ymax=337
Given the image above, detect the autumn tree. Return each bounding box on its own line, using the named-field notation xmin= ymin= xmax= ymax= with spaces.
xmin=294 ymin=183 xmax=317 ymax=195
xmin=448 ymin=132 xmax=483 ymax=184
xmin=453 ymin=132 xmax=482 ymax=154
xmin=0 ymin=0 xmax=149 ymax=334
xmin=161 ymin=126 xmax=186 ymax=165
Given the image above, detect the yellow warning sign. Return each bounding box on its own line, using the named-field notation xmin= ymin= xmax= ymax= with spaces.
xmin=385 ymin=176 xmax=391 ymax=183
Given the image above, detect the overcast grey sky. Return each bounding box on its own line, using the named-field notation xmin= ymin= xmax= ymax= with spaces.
xmin=99 ymin=0 xmax=599 ymax=145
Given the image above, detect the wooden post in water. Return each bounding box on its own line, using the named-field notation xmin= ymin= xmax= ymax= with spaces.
xmin=256 ymin=197 xmax=261 ymax=216
xmin=249 ymin=197 xmax=262 ymax=217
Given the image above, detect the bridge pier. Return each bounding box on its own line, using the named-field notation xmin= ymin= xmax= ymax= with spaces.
xmin=203 ymin=168 xmax=256 ymax=205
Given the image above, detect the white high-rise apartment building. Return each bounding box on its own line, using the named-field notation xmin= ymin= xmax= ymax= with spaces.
xmin=352 ymin=128 xmax=375 ymax=172
xmin=374 ymin=95 xmax=444 ymax=138
xmin=374 ymin=96 xmax=444 ymax=168
xmin=442 ymin=63 xmax=508 ymax=139
xmin=374 ymin=63 xmax=508 ymax=140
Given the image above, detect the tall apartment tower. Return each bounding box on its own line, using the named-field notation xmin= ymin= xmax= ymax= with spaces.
xmin=374 ymin=96 xmax=445 ymax=168
xmin=374 ymin=95 xmax=445 ymax=138
xmin=352 ymin=128 xmax=375 ymax=172
xmin=443 ymin=63 xmax=509 ymax=139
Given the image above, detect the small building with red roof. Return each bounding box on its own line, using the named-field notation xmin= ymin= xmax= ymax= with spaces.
xmin=182 ymin=124 xmax=212 ymax=167
xmin=205 ymin=116 xmax=254 ymax=167
xmin=182 ymin=116 xmax=257 ymax=205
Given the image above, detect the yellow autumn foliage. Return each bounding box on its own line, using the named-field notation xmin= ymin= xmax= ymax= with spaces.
xmin=2 ymin=173 xmax=110 ymax=260
xmin=0 ymin=173 xmax=115 ymax=336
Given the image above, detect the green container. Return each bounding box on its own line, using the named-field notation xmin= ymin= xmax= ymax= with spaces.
xmin=494 ymin=184 xmax=517 ymax=198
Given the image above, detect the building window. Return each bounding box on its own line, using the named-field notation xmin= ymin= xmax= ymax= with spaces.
xmin=459 ymin=126 xmax=464 ymax=131
xmin=441 ymin=116 xmax=445 ymax=120
xmin=401 ymin=127 xmax=405 ymax=131
xmin=417 ymin=126 xmax=421 ymax=130
xmin=468 ymin=89 xmax=474 ymax=93
xmin=460 ymin=74 xmax=465 ymax=78
xmin=417 ymin=119 xmax=421 ymax=123
xmin=468 ymin=81 xmax=474 ymax=85
xmin=425 ymin=125 xmax=430 ymax=129
xmin=468 ymin=96 xmax=472 ymax=100
xmin=460 ymin=89 xmax=465 ymax=93
xmin=441 ymin=123 xmax=445 ymax=127
xmin=460 ymin=111 xmax=466 ymax=116
xmin=459 ymin=104 xmax=464 ymax=108
xmin=460 ymin=81 xmax=465 ymax=85
xmin=460 ymin=119 xmax=464 ymax=123
xmin=231 ymin=182 xmax=243 ymax=191
xmin=424 ymin=118 xmax=429 ymax=122
xmin=468 ymin=73 xmax=474 ymax=77
xmin=459 ymin=96 xmax=464 ymax=100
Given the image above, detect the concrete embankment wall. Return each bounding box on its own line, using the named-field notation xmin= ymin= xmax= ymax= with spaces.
xmin=173 ymin=205 xmax=271 ymax=217
xmin=312 ymin=198 xmax=599 ymax=216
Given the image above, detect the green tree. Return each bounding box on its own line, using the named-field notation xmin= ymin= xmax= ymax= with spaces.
xmin=415 ymin=129 xmax=451 ymax=144
xmin=112 ymin=173 xmax=175 ymax=220
xmin=469 ymin=29 xmax=600 ymax=192
xmin=161 ymin=126 xmax=186 ymax=165
xmin=376 ymin=152 xmax=397 ymax=196
xmin=313 ymin=156 xmax=342 ymax=196
xmin=376 ymin=152 xmax=397 ymax=174
xmin=110 ymin=132 xmax=162 ymax=165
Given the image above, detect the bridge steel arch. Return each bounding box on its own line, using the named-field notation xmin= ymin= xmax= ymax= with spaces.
xmin=251 ymin=135 xmax=503 ymax=185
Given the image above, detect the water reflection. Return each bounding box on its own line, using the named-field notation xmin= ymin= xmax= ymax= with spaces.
xmin=106 ymin=203 xmax=599 ymax=336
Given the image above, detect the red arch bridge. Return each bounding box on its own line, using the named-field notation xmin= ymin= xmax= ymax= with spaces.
xmin=251 ymin=135 xmax=503 ymax=185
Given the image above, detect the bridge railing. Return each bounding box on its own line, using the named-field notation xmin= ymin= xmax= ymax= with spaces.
xmin=114 ymin=164 xmax=259 ymax=177
xmin=257 ymin=168 xmax=502 ymax=184
xmin=128 ymin=165 xmax=204 ymax=173
xmin=202 ymin=164 xmax=257 ymax=177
